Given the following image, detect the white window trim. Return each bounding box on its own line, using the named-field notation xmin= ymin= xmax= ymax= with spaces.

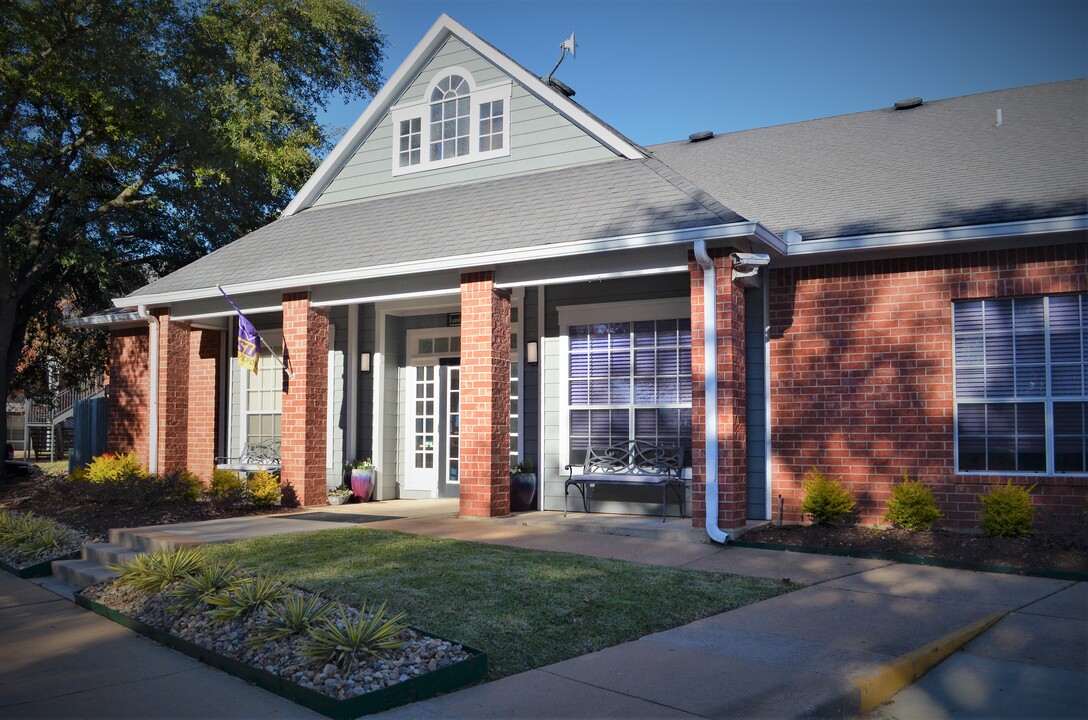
xmin=557 ymin=298 xmax=691 ymax=471
xmin=238 ymin=330 xmax=283 ymax=453
xmin=952 ymin=294 xmax=1088 ymax=477
xmin=326 ymin=324 xmax=336 ymax=471
xmin=390 ymin=66 xmax=511 ymax=176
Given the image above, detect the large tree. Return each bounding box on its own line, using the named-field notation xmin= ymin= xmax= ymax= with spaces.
xmin=0 ymin=0 xmax=384 ymax=461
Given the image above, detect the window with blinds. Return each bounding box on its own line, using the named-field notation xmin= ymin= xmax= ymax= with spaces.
xmin=954 ymin=294 xmax=1087 ymax=473
xmin=568 ymin=319 xmax=692 ymax=465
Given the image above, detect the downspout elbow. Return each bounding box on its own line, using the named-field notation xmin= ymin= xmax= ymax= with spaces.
xmin=136 ymin=305 xmax=159 ymax=475
xmin=694 ymin=241 xmax=729 ymax=544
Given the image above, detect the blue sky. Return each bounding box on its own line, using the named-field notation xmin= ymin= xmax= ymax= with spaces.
xmin=319 ymin=0 xmax=1087 ymax=147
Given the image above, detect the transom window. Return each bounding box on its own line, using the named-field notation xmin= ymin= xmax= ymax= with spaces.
xmin=567 ymin=319 xmax=692 ymax=465
xmin=390 ymin=67 xmax=511 ymax=175
xmin=954 ymin=293 xmax=1087 ymax=474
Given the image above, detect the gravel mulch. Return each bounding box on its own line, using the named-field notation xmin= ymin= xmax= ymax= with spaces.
xmin=81 ymin=580 xmax=472 ymax=701
xmin=0 ymin=509 xmax=89 ymax=570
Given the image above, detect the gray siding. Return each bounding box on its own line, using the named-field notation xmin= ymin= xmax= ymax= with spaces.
xmin=356 ymin=304 xmax=376 ymax=462
xmin=380 ymin=316 xmax=404 ymax=500
xmin=540 ymin=274 xmax=693 ymax=516
xmin=311 ymin=36 xmax=616 ymax=208
xmin=326 ymin=308 xmax=348 ymax=490
xmin=745 ymin=285 xmax=768 ymax=520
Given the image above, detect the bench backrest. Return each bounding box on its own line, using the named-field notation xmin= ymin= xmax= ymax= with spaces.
xmin=240 ymin=440 xmax=281 ymax=465
xmin=582 ymin=440 xmax=681 ymax=476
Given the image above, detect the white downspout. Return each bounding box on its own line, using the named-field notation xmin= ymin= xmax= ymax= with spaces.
xmin=136 ymin=305 xmax=159 ymax=474
xmin=694 ymin=241 xmax=729 ymax=544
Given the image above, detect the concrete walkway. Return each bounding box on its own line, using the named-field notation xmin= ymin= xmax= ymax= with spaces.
xmin=2 ymin=499 xmax=1084 ymax=719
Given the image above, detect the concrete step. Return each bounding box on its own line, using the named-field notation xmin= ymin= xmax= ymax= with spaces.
xmin=82 ymin=542 xmax=141 ymax=569
xmin=51 ymin=558 xmax=120 ymax=590
xmin=109 ymin=528 xmax=202 ymax=553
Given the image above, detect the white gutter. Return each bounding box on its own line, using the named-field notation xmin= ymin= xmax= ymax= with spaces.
xmin=135 ymin=305 xmax=159 ymax=474
xmin=693 ymin=240 xmax=729 ymax=544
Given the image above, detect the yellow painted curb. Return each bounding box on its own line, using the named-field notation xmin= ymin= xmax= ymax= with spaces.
xmin=853 ymin=609 xmax=1007 ymax=713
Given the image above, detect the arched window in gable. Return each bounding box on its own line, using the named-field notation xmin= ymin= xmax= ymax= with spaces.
xmin=430 ymin=74 xmax=470 ymax=161
xmin=391 ymin=67 xmax=511 ymax=175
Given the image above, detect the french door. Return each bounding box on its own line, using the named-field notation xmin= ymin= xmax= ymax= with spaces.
xmin=404 ymin=361 xmax=460 ymax=497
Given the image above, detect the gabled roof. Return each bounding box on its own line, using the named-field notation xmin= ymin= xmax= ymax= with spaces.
xmin=650 ymin=78 xmax=1088 ymax=241
xmin=124 ymin=158 xmax=745 ymax=302
xmin=282 ymin=14 xmax=645 ymax=217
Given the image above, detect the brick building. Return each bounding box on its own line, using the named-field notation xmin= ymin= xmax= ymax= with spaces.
xmin=83 ymin=16 xmax=1087 ymax=537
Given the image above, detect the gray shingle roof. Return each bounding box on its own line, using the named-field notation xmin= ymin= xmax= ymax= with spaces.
xmin=650 ymin=79 xmax=1087 ymax=240
xmin=129 ymin=158 xmax=744 ymax=298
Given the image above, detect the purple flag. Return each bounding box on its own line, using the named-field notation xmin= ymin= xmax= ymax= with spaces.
xmin=218 ymin=287 xmax=260 ymax=373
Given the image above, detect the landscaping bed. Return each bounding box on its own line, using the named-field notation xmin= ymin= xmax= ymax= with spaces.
xmin=0 ymin=508 xmax=88 ymax=576
xmin=0 ymin=466 xmax=299 ymax=541
xmin=78 ymin=556 xmax=484 ymax=719
xmin=740 ymin=523 xmax=1088 ymax=577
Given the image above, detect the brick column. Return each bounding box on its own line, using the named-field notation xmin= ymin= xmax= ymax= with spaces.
xmin=458 ymin=272 xmax=511 ymax=517
xmin=187 ymin=328 xmax=221 ymax=481
xmin=155 ymin=311 xmax=190 ymax=474
xmin=281 ymin=292 xmax=329 ymax=506
xmin=689 ymin=250 xmax=747 ymax=529
xmin=107 ymin=329 xmax=149 ymax=464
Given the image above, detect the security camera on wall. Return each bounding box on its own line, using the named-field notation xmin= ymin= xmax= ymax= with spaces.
xmin=729 ymin=252 xmax=771 ymax=269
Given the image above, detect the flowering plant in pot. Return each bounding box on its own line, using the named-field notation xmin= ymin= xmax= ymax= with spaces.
xmin=327 ymin=486 xmax=352 ymax=505
xmin=347 ymin=459 xmax=374 ymax=502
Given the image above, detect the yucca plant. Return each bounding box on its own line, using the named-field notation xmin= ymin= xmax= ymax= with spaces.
xmin=109 ymin=546 xmax=207 ymax=594
xmin=299 ymin=603 xmax=409 ymax=668
xmin=203 ymin=574 xmax=289 ymax=622
xmin=167 ymin=559 xmax=244 ymax=611
xmin=247 ymin=593 xmax=337 ymax=648
xmin=19 ymin=526 xmax=75 ymax=557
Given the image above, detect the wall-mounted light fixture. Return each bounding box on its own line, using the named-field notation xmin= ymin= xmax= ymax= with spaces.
xmin=526 ymin=341 xmax=539 ymax=365
xmin=359 ymin=352 xmax=372 ymax=373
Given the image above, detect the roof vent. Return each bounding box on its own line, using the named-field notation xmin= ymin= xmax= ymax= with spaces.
xmin=543 ymin=76 xmax=575 ymax=98
xmin=894 ymin=97 xmax=923 ymax=110
xmin=688 ymin=130 xmax=715 ymax=142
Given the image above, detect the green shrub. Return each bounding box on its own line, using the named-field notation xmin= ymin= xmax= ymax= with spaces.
xmin=0 ymin=511 xmax=77 ymax=559
xmin=884 ymin=472 xmax=943 ymax=531
xmin=299 ymin=603 xmax=408 ymax=668
xmin=246 ymin=469 xmax=281 ymax=507
xmin=800 ymin=467 xmax=856 ymax=525
xmin=204 ymin=574 xmax=289 ymax=622
xmin=209 ymin=469 xmax=246 ymax=505
xmin=86 ymin=452 xmax=148 ymax=484
xmin=168 ymin=559 xmax=244 ymax=611
xmin=167 ymin=470 xmax=204 ymax=502
xmin=979 ymin=481 xmax=1036 ymax=537
xmin=109 ymin=547 xmax=207 ymax=594
xmin=248 ymin=593 xmax=336 ymax=647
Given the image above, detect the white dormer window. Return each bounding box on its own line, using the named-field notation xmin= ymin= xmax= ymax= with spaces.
xmin=391 ymin=67 xmax=511 ymax=175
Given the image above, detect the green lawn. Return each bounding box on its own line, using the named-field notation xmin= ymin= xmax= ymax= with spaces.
xmin=205 ymin=528 xmax=798 ymax=678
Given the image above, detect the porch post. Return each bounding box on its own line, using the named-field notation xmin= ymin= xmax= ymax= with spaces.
xmin=155 ymin=311 xmax=190 ymax=474
xmin=689 ymin=250 xmax=747 ymax=529
xmin=458 ymin=271 xmax=511 ymax=517
xmin=281 ymin=292 xmax=330 ymax=506
xmin=187 ymin=328 xmax=221 ymax=481
xmin=107 ymin=328 xmax=150 ymax=465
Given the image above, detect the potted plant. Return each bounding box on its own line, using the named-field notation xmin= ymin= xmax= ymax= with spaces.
xmin=347 ymin=459 xmax=375 ymax=502
xmin=510 ymin=459 xmax=537 ymax=512
xmin=327 ymin=486 xmax=352 ymax=505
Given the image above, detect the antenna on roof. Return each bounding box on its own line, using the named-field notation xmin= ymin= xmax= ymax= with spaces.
xmin=543 ymin=32 xmax=576 ymax=87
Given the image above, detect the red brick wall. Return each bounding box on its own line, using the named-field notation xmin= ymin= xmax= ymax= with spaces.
xmin=281 ymin=292 xmax=329 ymax=506
xmin=769 ymin=243 xmax=1088 ymax=530
xmin=107 ymin=328 xmax=149 ymax=465
xmin=458 ymin=271 xmax=512 ymax=517
xmin=690 ymin=250 xmax=747 ymax=529
xmin=187 ymin=328 xmax=221 ymax=481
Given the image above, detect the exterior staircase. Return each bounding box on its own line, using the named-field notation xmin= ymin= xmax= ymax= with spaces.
xmin=51 ymin=527 xmax=203 ymax=590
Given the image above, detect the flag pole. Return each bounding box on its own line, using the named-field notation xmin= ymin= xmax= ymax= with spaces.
xmin=217 ymin=286 xmax=296 ymax=379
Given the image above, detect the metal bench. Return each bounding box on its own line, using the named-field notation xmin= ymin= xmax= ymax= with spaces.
xmin=564 ymin=440 xmax=686 ymax=522
xmin=215 ymin=440 xmax=281 ymax=475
